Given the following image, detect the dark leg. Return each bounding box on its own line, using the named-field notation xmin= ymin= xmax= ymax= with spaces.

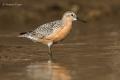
xmin=47 ymin=42 xmax=53 ymax=61
xmin=48 ymin=46 xmax=53 ymax=60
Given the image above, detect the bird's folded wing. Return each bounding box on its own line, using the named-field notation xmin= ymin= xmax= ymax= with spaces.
xmin=32 ymin=20 xmax=63 ymax=38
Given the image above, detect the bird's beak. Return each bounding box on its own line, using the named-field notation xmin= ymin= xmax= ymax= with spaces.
xmin=73 ymin=18 xmax=77 ymax=21
xmin=77 ymin=17 xmax=87 ymax=23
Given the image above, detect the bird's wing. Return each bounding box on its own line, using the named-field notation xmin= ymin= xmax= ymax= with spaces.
xmin=32 ymin=20 xmax=63 ymax=38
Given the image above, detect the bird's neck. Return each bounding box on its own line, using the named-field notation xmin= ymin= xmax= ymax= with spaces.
xmin=62 ymin=18 xmax=73 ymax=27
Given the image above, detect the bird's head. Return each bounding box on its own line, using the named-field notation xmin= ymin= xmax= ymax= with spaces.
xmin=62 ymin=11 xmax=77 ymax=21
xmin=62 ymin=11 xmax=87 ymax=23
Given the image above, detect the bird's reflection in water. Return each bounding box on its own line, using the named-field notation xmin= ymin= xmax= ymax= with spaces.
xmin=26 ymin=62 xmax=71 ymax=80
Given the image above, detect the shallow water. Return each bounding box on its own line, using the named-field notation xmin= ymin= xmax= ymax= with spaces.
xmin=0 ymin=21 xmax=120 ymax=80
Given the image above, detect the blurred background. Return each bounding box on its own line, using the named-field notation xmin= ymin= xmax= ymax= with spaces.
xmin=0 ymin=0 xmax=120 ymax=80
xmin=0 ymin=0 xmax=120 ymax=35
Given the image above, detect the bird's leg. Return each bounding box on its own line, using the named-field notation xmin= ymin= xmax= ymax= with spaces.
xmin=47 ymin=42 xmax=53 ymax=61
xmin=48 ymin=46 xmax=52 ymax=60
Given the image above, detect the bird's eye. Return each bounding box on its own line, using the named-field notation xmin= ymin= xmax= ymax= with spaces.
xmin=71 ymin=14 xmax=74 ymax=16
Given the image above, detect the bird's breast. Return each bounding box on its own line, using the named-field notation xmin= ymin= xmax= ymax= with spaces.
xmin=46 ymin=22 xmax=72 ymax=42
xmin=54 ymin=25 xmax=72 ymax=42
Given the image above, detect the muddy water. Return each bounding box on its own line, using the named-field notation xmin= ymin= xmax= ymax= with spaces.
xmin=0 ymin=19 xmax=120 ymax=80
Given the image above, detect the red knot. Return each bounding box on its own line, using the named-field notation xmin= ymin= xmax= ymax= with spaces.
xmin=19 ymin=11 xmax=86 ymax=61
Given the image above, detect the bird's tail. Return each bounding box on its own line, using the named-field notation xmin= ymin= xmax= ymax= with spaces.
xmin=18 ymin=31 xmax=38 ymax=42
xmin=18 ymin=32 xmax=28 ymax=37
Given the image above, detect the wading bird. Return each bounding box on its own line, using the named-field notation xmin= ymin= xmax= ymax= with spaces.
xmin=19 ymin=11 xmax=86 ymax=61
